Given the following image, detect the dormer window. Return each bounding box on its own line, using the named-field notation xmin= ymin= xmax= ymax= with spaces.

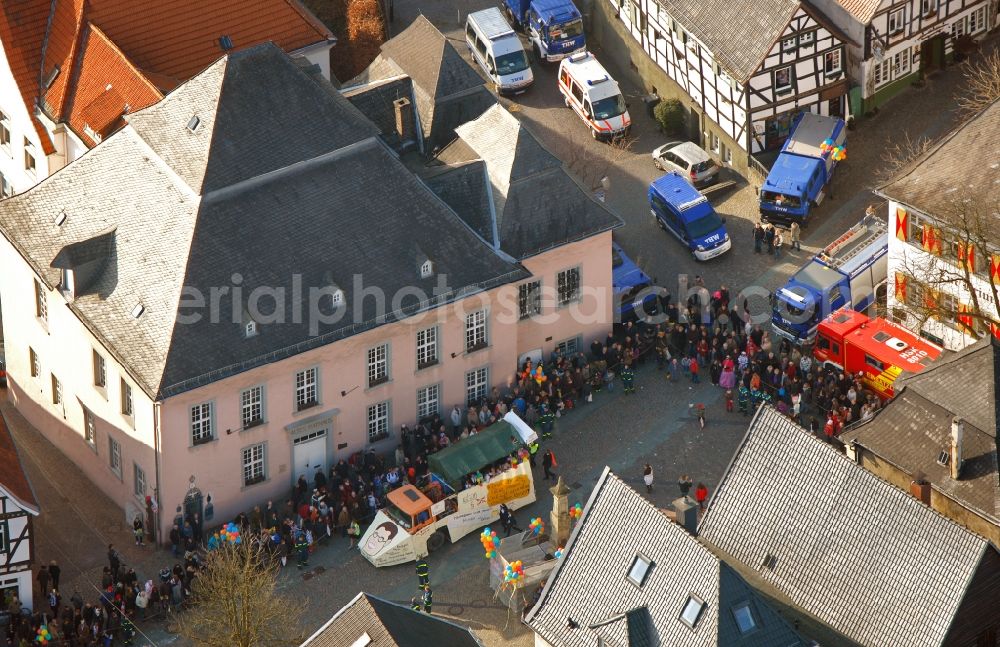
xmin=332 ymin=289 xmax=344 ymax=306
xmin=60 ymin=268 xmax=75 ymax=299
xmin=420 ymin=260 xmax=434 ymax=278
xmin=245 ymin=320 xmax=258 ymax=337
xmin=627 ymin=554 xmax=653 ymax=587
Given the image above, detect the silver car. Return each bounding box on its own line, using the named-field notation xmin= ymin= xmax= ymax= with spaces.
xmin=652 ymin=141 xmax=720 ymax=188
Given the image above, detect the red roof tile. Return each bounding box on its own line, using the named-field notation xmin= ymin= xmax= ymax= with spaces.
xmin=86 ymin=0 xmax=333 ymax=83
xmin=0 ymin=0 xmax=57 ymax=155
xmin=65 ymin=24 xmax=162 ymax=147
xmin=40 ymin=0 xmax=86 ymax=121
xmin=0 ymin=411 xmax=39 ymax=514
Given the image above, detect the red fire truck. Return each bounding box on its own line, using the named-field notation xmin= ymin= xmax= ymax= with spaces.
xmin=813 ymin=309 xmax=943 ymax=399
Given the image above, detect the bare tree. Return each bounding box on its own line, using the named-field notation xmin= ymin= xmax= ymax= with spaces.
xmin=875 ymin=132 xmax=933 ymax=186
xmin=958 ymin=49 xmax=1000 ymax=117
xmin=175 ymin=542 xmax=306 ymax=647
xmin=561 ymin=133 xmax=636 ymax=193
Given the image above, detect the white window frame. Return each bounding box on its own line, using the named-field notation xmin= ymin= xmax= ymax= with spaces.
xmin=680 ymin=595 xmax=706 ymax=628
xmin=83 ymin=405 xmax=97 ymax=448
xmin=0 ymin=110 xmax=10 ymax=153
xmin=888 ymin=8 xmax=905 ymax=33
xmin=781 ymin=37 xmax=797 ymax=52
xmin=190 ymin=402 xmax=215 ymax=445
xmin=51 ymin=374 xmax=62 ymax=405
xmin=971 ymin=6 xmax=986 ymax=32
xmin=367 ymin=401 xmax=391 ymax=443
xmin=825 ymin=48 xmax=843 ymax=76
xmin=244 ymin=320 xmax=258 ymax=338
xmin=34 ymin=278 xmax=47 ymax=322
xmin=242 ymin=443 xmax=267 ymax=486
xmin=465 ymin=310 xmax=489 ymax=351
xmin=557 ymin=267 xmax=581 ymax=306
xmin=874 ymin=59 xmax=890 ymax=86
xmin=133 ymin=463 xmax=146 ymax=498
xmin=23 ymin=137 xmax=35 ymax=175
xmin=773 ymin=65 xmax=793 ymax=93
xmin=799 ymin=30 xmax=815 ymax=46
xmin=416 ymin=326 xmax=438 ymax=369
xmin=120 ymin=378 xmax=134 ymax=418
xmin=29 ymin=347 xmax=39 ymax=378
xmin=953 ymin=15 xmax=967 ymax=38
xmin=367 ymin=343 xmax=390 ymax=387
xmin=921 ymin=0 xmax=936 ymax=15
xmin=241 ymin=385 xmax=265 ymax=429
xmin=465 ymin=366 xmax=489 ymax=405
xmin=518 ymin=280 xmax=542 ymax=319
xmin=93 ymin=350 xmax=107 ymax=389
xmin=420 ymin=260 xmax=434 ymax=278
xmin=555 ymin=336 xmax=581 ymax=357
xmin=295 ymin=367 xmax=319 ymax=411
xmin=416 ymin=383 xmax=440 ymax=420
xmin=108 ymin=435 xmax=122 ymax=479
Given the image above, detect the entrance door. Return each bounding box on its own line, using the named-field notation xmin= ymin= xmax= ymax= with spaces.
xmin=183 ymin=488 xmax=203 ymax=532
xmin=921 ymin=35 xmax=946 ymax=71
xmin=292 ymin=429 xmax=328 ymax=486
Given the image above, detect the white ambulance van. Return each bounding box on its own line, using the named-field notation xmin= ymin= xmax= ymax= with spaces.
xmin=557 ymin=51 xmax=631 ymax=141
xmin=466 ymin=8 xmax=534 ymax=95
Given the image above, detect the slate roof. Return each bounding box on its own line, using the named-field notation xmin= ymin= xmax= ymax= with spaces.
xmin=0 ymin=0 xmax=57 ymax=154
xmin=699 ymin=407 xmax=995 ymax=647
xmin=877 ymin=98 xmax=1000 ymax=216
xmin=0 ymin=44 xmax=526 ymax=399
xmin=342 ymin=76 xmax=416 ymax=147
xmin=347 ymin=15 xmax=497 ymax=150
xmin=0 ymin=411 xmax=40 ymax=515
xmin=424 ymin=161 xmax=496 ymax=248
xmin=301 ymin=592 xmax=483 ymax=647
xmin=655 ymin=0 xmax=800 ymax=82
xmin=525 ymin=468 xmax=809 ymax=647
xmin=432 ymin=105 xmax=622 ymax=259
xmin=842 ymin=337 xmax=1000 ymax=523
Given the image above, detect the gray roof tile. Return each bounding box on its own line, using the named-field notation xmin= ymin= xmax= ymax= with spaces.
xmin=342 ymin=76 xmax=415 ymax=144
xmin=0 ymin=44 xmax=526 ymax=399
xmin=526 ymin=468 xmax=809 ymax=647
xmin=657 ymin=0 xmax=799 ymax=82
xmin=302 ymin=592 xmax=483 ymax=647
xmin=436 ymin=105 xmax=622 ymax=259
xmin=877 ymin=98 xmax=1000 ymax=216
xmin=424 ymin=161 xmax=496 ymax=247
xmin=699 ymin=407 xmax=993 ymax=647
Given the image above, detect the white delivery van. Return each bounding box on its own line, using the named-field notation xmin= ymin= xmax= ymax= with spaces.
xmin=557 ymin=51 xmax=631 ymax=141
xmin=466 ymin=8 xmax=533 ymax=95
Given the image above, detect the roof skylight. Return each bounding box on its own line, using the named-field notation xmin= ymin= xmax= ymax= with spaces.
xmin=627 ymin=554 xmax=653 ymax=587
xmin=680 ymin=595 xmax=705 ymax=629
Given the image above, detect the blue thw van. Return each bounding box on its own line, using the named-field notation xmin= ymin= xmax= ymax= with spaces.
xmin=612 ymin=241 xmax=656 ymax=320
xmin=649 ymin=172 xmax=730 ymax=261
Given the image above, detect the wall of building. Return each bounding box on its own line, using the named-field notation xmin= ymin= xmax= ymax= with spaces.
xmin=295 ymin=42 xmax=335 ymax=81
xmin=856 ymin=446 xmax=1000 ymax=546
xmin=154 ymin=233 xmax=613 ymax=529
xmin=0 ymin=42 xmax=48 ymax=196
xmin=0 ymin=234 xmax=157 ymax=528
xmin=886 ymin=200 xmax=991 ymax=351
xmin=0 ymin=569 xmax=33 ymax=613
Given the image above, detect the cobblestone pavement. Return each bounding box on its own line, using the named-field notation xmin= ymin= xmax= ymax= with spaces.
xmin=3 ymin=11 xmax=991 ymax=647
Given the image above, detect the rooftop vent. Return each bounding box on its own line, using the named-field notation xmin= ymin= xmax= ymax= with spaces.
xmin=130 ymin=303 xmax=145 ymax=319
xmin=53 ymin=210 xmax=67 ymax=226
xmin=43 ymin=65 xmax=60 ymax=90
xmin=186 ymin=116 xmax=201 ymax=133
xmin=885 ymin=337 xmax=908 ymax=351
xmin=219 ymin=35 xmax=234 ymax=51
xmin=761 ymin=553 xmax=777 ymax=570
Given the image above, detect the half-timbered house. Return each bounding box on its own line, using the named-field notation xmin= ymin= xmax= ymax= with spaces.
xmin=810 ymin=0 xmax=993 ymax=111
xmin=0 ymin=412 xmax=40 ymax=612
xmin=592 ymin=0 xmax=855 ymax=175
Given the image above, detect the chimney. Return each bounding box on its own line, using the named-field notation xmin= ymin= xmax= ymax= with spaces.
xmin=672 ymin=496 xmax=698 ymax=535
xmin=950 ymin=417 xmax=964 ymax=480
xmin=393 ymin=97 xmax=414 ymax=142
xmin=549 ymin=477 xmax=572 ymax=547
xmin=909 ymin=472 xmax=931 ymax=505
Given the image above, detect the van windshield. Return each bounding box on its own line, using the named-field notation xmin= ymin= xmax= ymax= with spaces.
xmin=686 ymin=211 xmax=724 ymax=239
xmin=496 ymin=51 xmax=529 ymax=75
xmin=592 ymin=94 xmax=626 ymax=120
xmin=549 ymin=19 xmax=583 ymax=40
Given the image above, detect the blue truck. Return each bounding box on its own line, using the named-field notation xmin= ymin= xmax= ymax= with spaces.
xmin=771 ymin=215 xmax=888 ymax=345
xmin=649 ymin=172 xmax=731 ymax=261
xmin=759 ymin=112 xmax=846 ymax=226
xmin=612 ymin=241 xmax=656 ymax=321
xmin=501 ymin=0 xmax=585 ymax=62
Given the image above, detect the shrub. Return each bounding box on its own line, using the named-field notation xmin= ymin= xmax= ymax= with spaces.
xmin=654 ymin=98 xmax=686 ymax=136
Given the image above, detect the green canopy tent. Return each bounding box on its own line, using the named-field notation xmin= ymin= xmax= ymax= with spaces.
xmin=428 ymin=419 xmax=521 ymax=488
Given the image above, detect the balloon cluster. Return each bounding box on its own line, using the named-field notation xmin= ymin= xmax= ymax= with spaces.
xmin=481 ymin=527 xmax=498 ymax=559
xmin=36 ymin=626 xmax=52 ymax=645
xmin=220 ymin=521 xmax=242 ymax=545
xmin=554 ymin=546 xmax=564 ymax=559
xmin=819 ymin=137 xmax=835 ymax=152
xmin=504 ymin=560 xmax=524 ymax=587
xmin=569 ymin=503 xmax=583 ymax=520
xmin=529 ymin=517 xmax=544 ymax=536
xmin=820 ymin=138 xmax=847 ymax=161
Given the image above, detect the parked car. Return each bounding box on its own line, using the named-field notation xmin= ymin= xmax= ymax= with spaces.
xmin=651 ymin=141 xmax=720 ymax=188
xmin=612 ymin=241 xmax=657 ymax=321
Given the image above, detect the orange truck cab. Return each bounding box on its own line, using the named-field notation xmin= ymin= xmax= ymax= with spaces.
xmin=814 ymin=309 xmax=943 ymax=399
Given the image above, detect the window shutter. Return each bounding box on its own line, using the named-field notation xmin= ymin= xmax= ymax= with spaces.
xmin=990 ymin=253 xmax=1000 ymax=284
xmin=895 ymin=207 xmax=908 ymax=241
xmin=894 ymin=272 xmax=907 ymax=301
xmin=957 ymin=303 xmax=974 ymax=333
xmin=990 ymin=320 xmax=1000 ymax=340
